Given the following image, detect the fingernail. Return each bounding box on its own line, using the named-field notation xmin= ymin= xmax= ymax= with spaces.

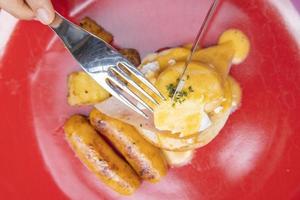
xmin=36 ymin=8 xmax=51 ymax=25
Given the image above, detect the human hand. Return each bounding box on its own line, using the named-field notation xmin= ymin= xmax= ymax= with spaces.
xmin=0 ymin=0 xmax=55 ymax=25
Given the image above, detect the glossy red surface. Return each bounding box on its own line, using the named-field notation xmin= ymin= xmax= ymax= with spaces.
xmin=1 ymin=0 xmax=300 ymax=199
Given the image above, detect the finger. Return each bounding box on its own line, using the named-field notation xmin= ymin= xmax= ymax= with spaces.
xmin=26 ymin=0 xmax=55 ymax=25
xmin=0 ymin=0 xmax=34 ymax=20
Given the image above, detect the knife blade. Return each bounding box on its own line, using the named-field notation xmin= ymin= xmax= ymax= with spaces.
xmin=172 ymin=0 xmax=219 ymax=100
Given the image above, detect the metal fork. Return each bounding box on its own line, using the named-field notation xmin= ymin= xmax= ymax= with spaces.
xmin=49 ymin=13 xmax=165 ymax=118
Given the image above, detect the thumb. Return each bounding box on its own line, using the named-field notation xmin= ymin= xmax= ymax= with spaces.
xmin=26 ymin=0 xmax=55 ymax=25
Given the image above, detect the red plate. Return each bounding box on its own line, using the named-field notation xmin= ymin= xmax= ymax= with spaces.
xmin=1 ymin=0 xmax=300 ymax=199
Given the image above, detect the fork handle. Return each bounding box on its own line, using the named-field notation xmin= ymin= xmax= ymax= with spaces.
xmin=49 ymin=13 xmax=90 ymax=52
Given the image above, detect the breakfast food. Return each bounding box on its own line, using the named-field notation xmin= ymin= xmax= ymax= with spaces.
xmin=218 ymin=29 xmax=250 ymax=64
xmin=80 ymin=17 xmax=113 ymax=43
xmin=68 ymin=19 xmax=141 ymax=106
xmin=79 ymin=17 xmax=141 ymax=66
xmin=64 ymin=17 xmax=250 ymax=195
xmin=119 ymin=48 xmax=141 ymax=67
xmin=154 ymin=61 xmax=225 ymax=136
xmin=64 ymin=115 xmax=141 ymax=195
xmin=162 ymin=150 xmax=195 ymax=167
xmin=67 ymin=71 xmax=110 ymax=106
xmin=89 ymin=109 xmax=168 ymax=183
xmin=132 ymin=126 xmax=198 ymax=151
xmin=95 ymin=37 xmax=245 ymax=151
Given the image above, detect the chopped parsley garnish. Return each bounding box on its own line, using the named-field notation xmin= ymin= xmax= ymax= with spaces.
xmin=166 ymin=79 xmax=194 ymax=106
xmin=167 ymin=83 xmax=177 ymax=98
xmin=188 ymin=86 xmax=194 ymax=93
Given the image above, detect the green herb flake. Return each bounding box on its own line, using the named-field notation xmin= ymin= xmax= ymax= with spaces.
xmin=166 ymin=80 xmax=195 ymax=107
xmin=188 ymin=86 xmax=194 ymax=93
xmin=166 ymin=83 xmax=176 ymax=98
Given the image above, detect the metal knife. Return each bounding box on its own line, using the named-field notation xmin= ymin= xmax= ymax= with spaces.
xmin=172 ymin=0 xmax=219 ymax=100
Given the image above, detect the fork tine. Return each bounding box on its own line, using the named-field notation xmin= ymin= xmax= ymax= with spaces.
xmin=111 ymin=67 xmax=159 ymax=105
xmin=108 ymin=74 xmax=154 ymax=113
xmin=120 ymin=62 xmax=166 ymax=101
xmin=105 ymin=81 xmax=149 ymax=118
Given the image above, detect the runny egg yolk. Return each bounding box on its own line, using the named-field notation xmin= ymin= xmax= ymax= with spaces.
xmin=153 ymin=62 xmax=225 ymax=137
